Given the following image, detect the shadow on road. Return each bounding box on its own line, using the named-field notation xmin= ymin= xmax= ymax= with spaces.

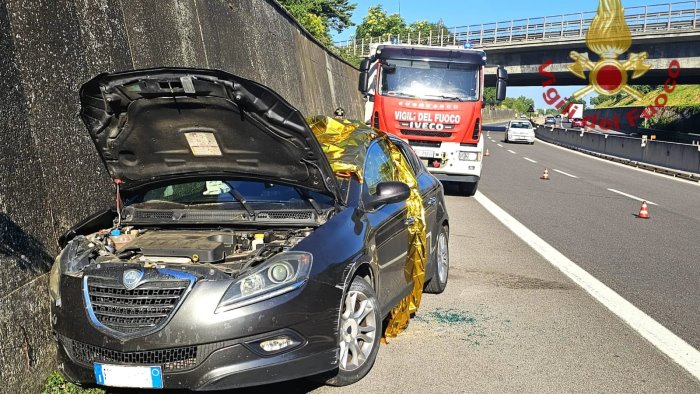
xmin=99 ymin=378 xmax=323 ymax=394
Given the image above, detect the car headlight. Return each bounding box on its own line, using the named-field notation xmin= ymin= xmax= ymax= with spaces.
xmin=458 ymin=151 xmax=479 ymax=161
xmin=216 ymin=252 xmax=312 ymax=312
xmin=49 ymin=256 xmax=61 ymax=306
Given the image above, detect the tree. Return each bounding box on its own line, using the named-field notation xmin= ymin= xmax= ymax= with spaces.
xmin=354 ymin=5 xmax=406 ymax=39
xmin=501 ymin=96 xmax=535 ymax=115
xmin=483 ymin=87 xmax=496 ymax=104
xmin=278 ymin=0 xmax=357 ymax=46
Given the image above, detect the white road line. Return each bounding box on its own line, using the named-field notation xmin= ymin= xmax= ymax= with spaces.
xmin=523 ymin=157 xmax=538 ymax=163
xmin=553 ymin=169 xmax=579 ymax=178
xmin=536 ymin=137 xmax=700 ymax=187
xmin=474 ymin=191 xmax=700 ymax=380
xmin=607 ymin=188 xmax=658 ymax=206
xmin=497 ymin=144 xmax=503 ymax=147
xmin=507 ymin=149 xmax=516 ymax=154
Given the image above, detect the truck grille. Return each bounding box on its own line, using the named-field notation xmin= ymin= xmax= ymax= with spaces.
xmin=408 ymin=140 xmax=442 ymax=148
xmin=68 ymin=339 xmax=198 ymax=371
xmin=401 ymin=129 xmax=453 ymax=138
xmin=86 ymin=277 xmax=189 ymax=335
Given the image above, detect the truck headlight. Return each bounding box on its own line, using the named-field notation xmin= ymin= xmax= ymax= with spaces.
xmin=217 ymin=252 xmax=312 ymax=312
xmin=458 ymin=151 xmax=479 ymax=161
xmin=49 ymin=256 xmax=61 ymax=306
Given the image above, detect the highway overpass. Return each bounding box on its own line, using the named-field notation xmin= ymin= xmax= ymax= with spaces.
xmin=336 ymin=1 xmax=700 ymax=86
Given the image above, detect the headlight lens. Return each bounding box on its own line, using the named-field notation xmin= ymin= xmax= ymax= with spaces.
xmin=48 ymin=256 xmax=61 ymax=306
xmin=217 ymin=252 xmax=312 ymax=312
xmin=458 ymin=151 xmax=479 ymax=161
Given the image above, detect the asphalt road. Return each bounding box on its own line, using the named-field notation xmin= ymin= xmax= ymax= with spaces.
xmin=481 ymin=122 xmax=700 ymax=349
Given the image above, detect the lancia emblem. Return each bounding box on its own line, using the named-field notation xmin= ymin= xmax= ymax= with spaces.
xmin=122 ymin=269 xmax=143 ymax=290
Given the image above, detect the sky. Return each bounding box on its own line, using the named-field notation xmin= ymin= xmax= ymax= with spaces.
xmin=333 ymin=0 xmax=658 ymax=109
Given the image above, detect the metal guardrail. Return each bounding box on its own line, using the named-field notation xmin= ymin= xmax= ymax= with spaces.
xmin=335 ymin=1 xmax=700 ymax=57
xmin=535 ymin=125 xmax=700 ymax=179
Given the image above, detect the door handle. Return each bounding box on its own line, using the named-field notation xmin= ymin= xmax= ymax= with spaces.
xmin=404 ymin=217 xmax=415 ymax=226
xmin=427 ymin=197 xmax=437 ymax=206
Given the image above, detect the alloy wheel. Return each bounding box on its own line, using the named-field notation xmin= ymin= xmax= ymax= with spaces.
xmin=338 ymin=289 xmax=377 ymax=372
xmin=437 ymin=231 xmax=449 ymax=284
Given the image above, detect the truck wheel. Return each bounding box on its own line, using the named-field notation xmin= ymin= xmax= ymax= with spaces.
xmin=424 ymin=225 xmax=449 ymax=294
xmin=459 ymin=181 xmax=478 ymax=197
xmin=320 ymin=276 xmax=381 ymax=386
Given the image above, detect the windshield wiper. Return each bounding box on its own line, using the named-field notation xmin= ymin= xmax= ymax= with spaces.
xmin=296 ymin=187 xmax=323 ymax=215
xmin=423 ymin=94 xmax=464 ymax=101
xmin=385 ymin=91 xmax=417 ymax=99
xmin=226 ymin=185 xmax=256 ymax=219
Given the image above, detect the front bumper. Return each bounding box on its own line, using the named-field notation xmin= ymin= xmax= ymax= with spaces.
xmin=52 ymin=272 xmax=342 ymax=390
xmin=411 ymin=141 xmax=483 ymax=180
xmin=56 ymin=331 xmax=337 ymax=390
xmin=507 ymin=133 xmax=535 ymax=143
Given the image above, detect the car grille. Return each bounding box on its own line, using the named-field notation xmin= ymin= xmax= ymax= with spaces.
xmin=401 ymin=129 xmax=453 ymax=138
xmin=86 ymin=277 xmax=189 ymax=335
xmin=68 ymin=339 xmax=198 ymax=372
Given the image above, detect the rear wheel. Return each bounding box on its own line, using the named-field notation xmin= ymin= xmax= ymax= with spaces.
xmin=425 ymin=226 xmax=449 ymax=294
xmin=459 ymin=181 xmax=478 ymax=197
xmin=322 ymin=277 xmax=381 ymax=386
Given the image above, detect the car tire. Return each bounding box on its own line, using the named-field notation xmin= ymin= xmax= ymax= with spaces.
xmin=424 ymin=225 xmax=449 ymax=294
xmin=321 ymin=276 xmax=381 ymax=387
xmin=459 ymin=181 xmax=478 ymax=197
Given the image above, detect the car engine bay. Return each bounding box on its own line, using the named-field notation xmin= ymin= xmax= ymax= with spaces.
xmin=59 ymin=227 xmax=314 ymax=278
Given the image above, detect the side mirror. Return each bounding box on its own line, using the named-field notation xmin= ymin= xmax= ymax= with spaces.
xmin=496 ymin=65 xmax=508 ymax=101
xmin=365 ymin=181 xmax=410 ymax=210
xmin=358 ymin=58 xmax=371 ymax=95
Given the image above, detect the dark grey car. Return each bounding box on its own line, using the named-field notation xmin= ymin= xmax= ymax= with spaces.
xmin=49 ymin=68 xmax=450 ymax=390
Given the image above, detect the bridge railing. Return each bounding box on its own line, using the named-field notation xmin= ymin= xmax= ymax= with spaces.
xmin=336 ymin=1 xmax=700 ymax=57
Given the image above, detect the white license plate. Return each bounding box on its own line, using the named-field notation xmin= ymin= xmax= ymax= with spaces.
xmin=94 ymin=363 xmax=163 ymax=388
xmin=415 ymin=149 xmax=433 ymax=158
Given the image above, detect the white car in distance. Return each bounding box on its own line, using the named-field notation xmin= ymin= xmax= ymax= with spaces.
xmin=504 ymin=120 xmax=535 ymax=144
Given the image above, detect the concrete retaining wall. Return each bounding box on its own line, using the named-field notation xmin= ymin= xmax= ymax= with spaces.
xmin=0 ymin=0 xmax=362 ymax=392
xmin=536 ymin=126 xmax=700 ymax=176
xmin=482 ymin=108 xmax=518 ymax=124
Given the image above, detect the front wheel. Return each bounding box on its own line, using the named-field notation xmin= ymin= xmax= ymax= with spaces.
xmin=322 ymin=277 xmax=381 ymax=386
xmin=424 ymin=225 xmax=449 ymax=294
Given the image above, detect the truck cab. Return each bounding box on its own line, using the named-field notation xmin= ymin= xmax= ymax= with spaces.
xmin=358 ymin=44 xmax=506 ymax=196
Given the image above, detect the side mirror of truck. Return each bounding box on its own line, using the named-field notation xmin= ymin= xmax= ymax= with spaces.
xmin=496 ymin=65 xmax=508 ymax=101
xmin=358 ymin=58 xmax=371 ymax=95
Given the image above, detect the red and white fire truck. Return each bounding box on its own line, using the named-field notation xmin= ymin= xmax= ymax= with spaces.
xmin=358 ymin=44 xmax=507 ymax=196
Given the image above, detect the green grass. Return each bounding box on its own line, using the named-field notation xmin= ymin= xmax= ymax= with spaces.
xmin=595 ymin=85 xmax=700 ymax=108
xmin=42 ymin=372 xmax=104 ymax=394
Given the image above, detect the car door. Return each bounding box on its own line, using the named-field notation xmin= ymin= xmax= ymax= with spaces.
xmin=362 ymin=140 xmax=412 ymax=310
xmin=395 ymin=142 xmax=440 ymax=275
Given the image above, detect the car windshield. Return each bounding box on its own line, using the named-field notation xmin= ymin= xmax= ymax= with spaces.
xmin=510 ymin=121 xmax=532 ymax=129
xmin=126 ymin=180 xmax=335 ymax=208
xmin=380 ymin=59 xmax=480 ymax=101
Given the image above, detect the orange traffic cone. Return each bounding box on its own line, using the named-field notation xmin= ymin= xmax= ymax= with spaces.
xmin=638 ymin=201 xmax=650 ymax=219
xmin=540 ymin=168 xmax=550 ymax=180
xmin=485 ymin=149 xmax=490 ymax=157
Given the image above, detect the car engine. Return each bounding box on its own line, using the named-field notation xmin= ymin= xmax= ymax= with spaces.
xmin=59 ymin=227 xmax=313 ymax=278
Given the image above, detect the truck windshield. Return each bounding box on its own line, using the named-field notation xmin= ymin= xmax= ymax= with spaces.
xmin=380 ymin=59 xmax=480 ymax=101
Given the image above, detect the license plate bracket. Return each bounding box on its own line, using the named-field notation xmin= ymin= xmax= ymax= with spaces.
xmin=94 ymin=363 xmax=163 ymax=389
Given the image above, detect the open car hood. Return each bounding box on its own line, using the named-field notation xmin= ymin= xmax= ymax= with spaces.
xmin=79 ymin=67 xmax=342 ymax=201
